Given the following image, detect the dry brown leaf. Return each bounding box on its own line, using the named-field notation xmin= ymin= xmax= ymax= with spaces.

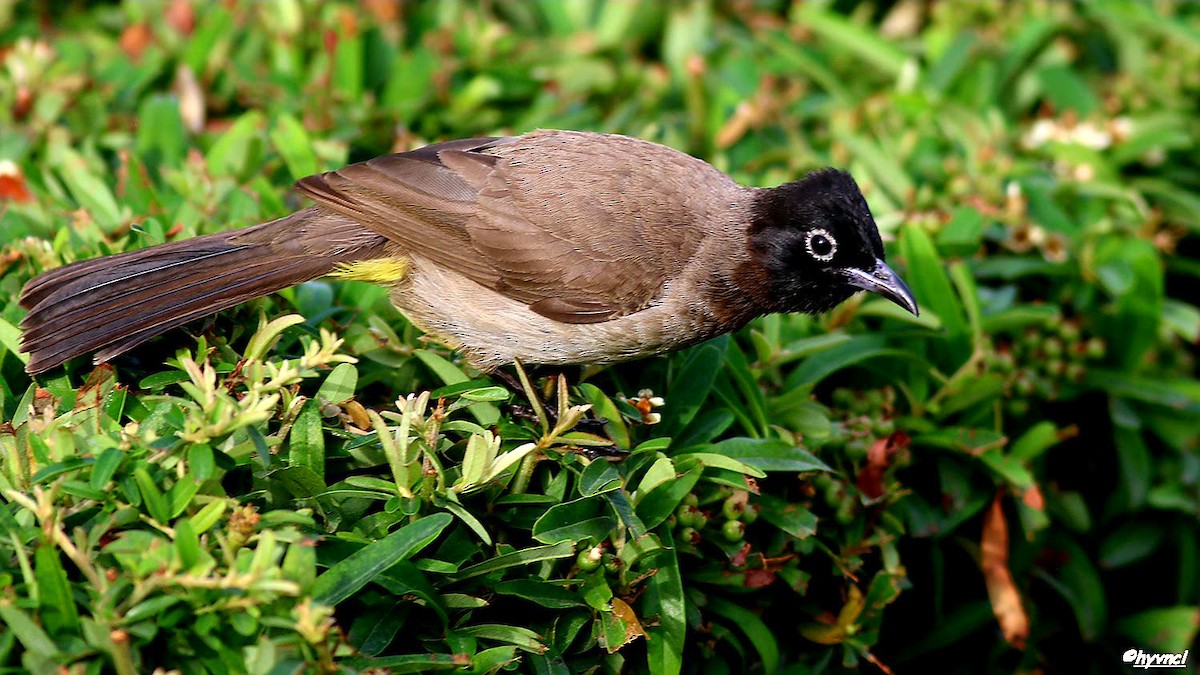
xmin=981 ymin=492 xmax=1030 ymax=649
xmin=856 ymin=430 xmax=910 ymax=499
xmin=610 ymin=598 xmax=646 ymax=645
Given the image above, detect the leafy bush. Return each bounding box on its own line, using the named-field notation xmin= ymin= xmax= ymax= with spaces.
xmin=1 ymin=1 xmax=1197 ymax=673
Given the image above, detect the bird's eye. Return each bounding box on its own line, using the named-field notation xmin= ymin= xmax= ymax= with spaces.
xmin=805 ymin=229 xmax=837 ymax=262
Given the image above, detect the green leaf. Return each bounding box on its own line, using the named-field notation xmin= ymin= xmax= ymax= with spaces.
xmin=0 ymin=603 xmax=60 ymax=658
xmin=578 ymin=460 xmax=622 ymax=497
xmin=269 ymin=465 xmax=326 ymax=499
xmin=270 ymin=113 xmax=319 ymax=180
xmin=312 ymin=513 xmax=452 ymax=605
xmin=289 ymin=399 xmax=326 ymax=484
xmin=1036 ymin=63 xmax=1099 ymax=115
xmin=899 ymin=224 xmax=971 ymax=359
xmin=1093 ymin=237 xmax=1164 ymax=370
xmin=134 ymin=467 xmax=170 ymax=523
xmin=494 ymin=579 xmax=587 ymax=609
xmin=206 ymin=110 xmax=265 ymax=177
xmin=450 ymin=541 xmax=576 ymax=582
xmin=244 ymin=314 xmax=305 ymax=361
xmin=1099 ymin=522 xmax=1165 ymax=569
xmin=789 ymin=334 xmax=920 ymax=386
xmin=1009 ymin=422 xmax=1068 ymax=462
xmin=708 ymin=438 xmax=832 ymax=473
xmin=34 ymin=543 xmax=80 ymax=634
xmin=578 ymin=383 xmax=630 ymax=450
xmin=794 ymin=5 xmax=907 ymax=78
xmin=316 ymin=363 xmax=358 ymax=405
xmin=1043 ymin=540 xmax=1107 ymax=642
xmin=54 ymin=148 xmax=123 ymax=230
xmin=186 ymin=444 xmax=215 ymax=482
xmin=1114 ymin=607 xmax=1200 ymax=654
xmin=135 ymin=93 xmax=187 ymax=168
xmin=168 ymin=475 xmax=201 ymax=518
xmin=706 ymin=596 xmax=780 ymax=673
xmin=339 ymin=653 xmax=466 ymax=672
xmin=373 ymin=561 xmax=449 ymax=627
xmin=663 ymin=339 xmax=727 ymax=433
xmin=758 ymin=493 xmax=818 ymax=539
xmin=174 ymin=518 xmax=202 ymax=571
xmin=124 ymin=595 xmax=182 ymax=624
xmin=460 ymin=624 xmax=546 ymax=653
xmin=644 ymin=529 xmax=685 ymax=675
xmin=415 ymin=350 xmax=499 ymax=425
xmin=673 ymin=452 xmax=765 ymax=478
xmin=533 ymin=497 xmax=615 ymax=545
xmin=0 ymin=317 xmax=28 ymax=367
xmin=634 ymin=466 xmax=701 ymax=531
xmin=440 ymin=497 xmax=492 ymax=546
xmin=332 ymin=22 xmax=364 ymax=101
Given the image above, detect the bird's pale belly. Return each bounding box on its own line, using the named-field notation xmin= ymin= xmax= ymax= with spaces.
xmin=392 ymin=257 xmax=720 ymax=371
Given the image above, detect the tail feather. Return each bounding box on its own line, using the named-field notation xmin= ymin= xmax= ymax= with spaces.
xmin=19 ymin=208 xmax=389 ymax=374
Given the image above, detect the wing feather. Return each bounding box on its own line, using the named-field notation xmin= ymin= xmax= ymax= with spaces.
xmin=293 ymin=131 xmax=731 ymax=322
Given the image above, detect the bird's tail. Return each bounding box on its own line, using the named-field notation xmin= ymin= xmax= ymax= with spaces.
xmin=19 ymin=207 xmax=388 ymax=374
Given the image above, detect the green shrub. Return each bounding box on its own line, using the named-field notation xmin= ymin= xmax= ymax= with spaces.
xmin=0 ymin=2 xmax=1197 ymax=673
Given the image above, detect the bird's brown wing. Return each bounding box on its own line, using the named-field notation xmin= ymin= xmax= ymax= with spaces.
xmin=294 ymin=130 xmax=721 ymax=323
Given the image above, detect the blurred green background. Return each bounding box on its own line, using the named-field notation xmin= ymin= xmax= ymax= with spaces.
xmin=0 ymin=1 xmax=1197 ymax=673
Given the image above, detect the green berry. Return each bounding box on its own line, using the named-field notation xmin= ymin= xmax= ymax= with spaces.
xmin=1043 ymin=336 xmax=1064 ymax=358
xmin=577 ymin=546 xmax=603 ymax=572
xmin=845 ymin=438 xmax=869 ymax=461
xmin=1046 ymin=358 xmax=1067 ymax=378
xmin=742 ymin=503 xmax=760 ymax=524
xmin=995 ymin=350 xmax=1017 ymax=373
xmin=848 ymin=394 xmax=870 ymax=415
xmin=722 ymin=494 xmax=746 ymax=521
xmin=675 ymin=504 xmax=694 ymax=526
xmin=864 ymin=389 xmax=885 ymax=410
xmin=873 ymin=418 xmax=895 ymax=437
xmin=1021 ymin=328 xmax=1042 ymax=350
xmin=683 ymin=492 xmax=699 ymax=507
xmin=691 ymin=510 xmax=709 ymax=530
xmin=1058 ymin=322 xmax=1081 ymax=342
xmin=1068 ymin=340 xmax=1088 ymax=362
xmin=825 ymin=423 xmax=849 ymax=448
xmin=1065 ymin=362 xmax=1086 ymax=383
xmin=823 ymin=482 xmax=842 ymax=508
xmin=1006 ymin=399 xmax=1030 ymax=416
xmin=1013 ymin=372 xmax=1036 ymax=397
xmin=721 ymin=519 xmax=746 ymax=542
xmin=602 ymin=553 xmax=622 ymax=574
xmin=1086 ymin=337 xmax=1106 ymax=360
xmin=679 ymin=527 xmax=700 ymax=544
xmin=835 ymin=496 xmax=856 ymax=525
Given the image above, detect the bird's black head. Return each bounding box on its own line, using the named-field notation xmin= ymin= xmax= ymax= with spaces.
xmin=748 ymin=169 xmax=918 ymax=316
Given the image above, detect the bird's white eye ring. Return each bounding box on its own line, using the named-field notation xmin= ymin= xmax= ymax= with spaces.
xmin=805 ymin=228 xmax=838 ymax=262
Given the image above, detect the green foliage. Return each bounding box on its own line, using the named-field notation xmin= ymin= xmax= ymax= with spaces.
xmin=1 ymin=1 xmax=1198 ymax=673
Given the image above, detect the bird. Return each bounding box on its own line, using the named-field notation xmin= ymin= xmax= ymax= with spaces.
xmin=18 ymin=129 xmax=918 ymax=375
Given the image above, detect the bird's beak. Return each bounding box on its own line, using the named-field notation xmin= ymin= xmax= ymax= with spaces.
xmin=840 ymin=259 xmax=919 ymax=316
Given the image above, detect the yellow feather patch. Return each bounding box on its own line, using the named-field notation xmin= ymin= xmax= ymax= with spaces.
xmin=328 ymin=257 xmax=410 ymax=283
